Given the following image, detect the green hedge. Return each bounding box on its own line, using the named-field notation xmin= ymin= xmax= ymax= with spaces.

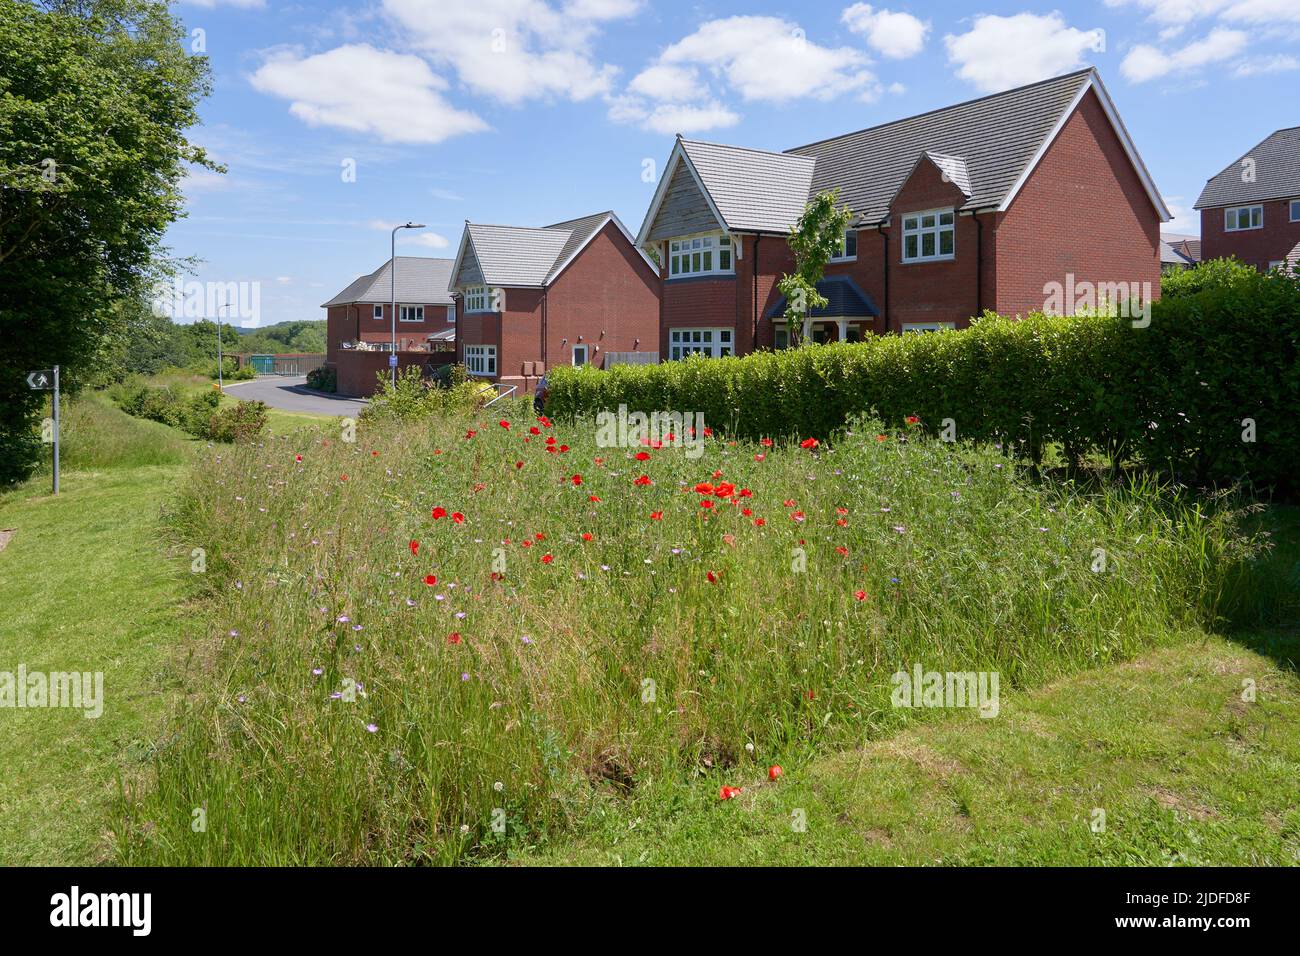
xmin=547 ymin=267 xmax=1300 ymax=492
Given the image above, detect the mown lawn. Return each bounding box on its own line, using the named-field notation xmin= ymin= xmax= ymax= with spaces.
xmin=515 ymin=633 xmax=1300 ymax=866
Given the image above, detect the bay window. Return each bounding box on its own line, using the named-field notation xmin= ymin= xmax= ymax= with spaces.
xmin=464 ymin=286 xmax=494 ymax=312
xmin=902 ymin=209 xmax=955 ymax=262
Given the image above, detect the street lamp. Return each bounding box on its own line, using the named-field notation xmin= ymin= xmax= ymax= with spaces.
xmin=391 ymin=221 xmax=426 ymax=384
xmin=216 ymin=296 xmax=230 ymax=391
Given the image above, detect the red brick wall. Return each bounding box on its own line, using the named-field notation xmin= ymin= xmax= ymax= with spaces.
xmin=1200 ymin=198 xmax=1300 ymax=270
xmin=326 ymin=302 xmax=453 ymax=360
xmin=994 ymin=88 xmax=1161 ymax=317
xmin=546 ymin=221 xmax=661 ymax=370
xmin=335 ymin=350 xmax=431 ymax=398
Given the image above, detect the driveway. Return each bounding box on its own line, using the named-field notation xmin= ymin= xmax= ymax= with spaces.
xmin=222 ymin=376 xmax=368 ymax=416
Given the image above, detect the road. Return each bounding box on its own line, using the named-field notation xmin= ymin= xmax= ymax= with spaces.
xmin=222 ymin=375 xmax=368 ymax=416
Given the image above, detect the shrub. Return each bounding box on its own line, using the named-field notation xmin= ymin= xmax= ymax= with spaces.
xmin=548 ymin=269 xmax=1300 ymax=493
xmin=206 ymin=400 xmax=268 ymax=443
xmin=360 ymin=366 xmax=487 ymax=423
xmin=306 ymin=365 xmax=336 ymax=393
xmin=1160 ymin=257 xmax=1259 ymax=299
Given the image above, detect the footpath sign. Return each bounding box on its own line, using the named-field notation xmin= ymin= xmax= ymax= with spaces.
xmin=27 ymin=366 xmax=59 ymax=494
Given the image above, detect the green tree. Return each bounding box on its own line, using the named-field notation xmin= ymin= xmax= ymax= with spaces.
xmin=0 ymin=0 xmax=216 ymax=483
xmin=777 ymin=190 xmax=853 ymax=346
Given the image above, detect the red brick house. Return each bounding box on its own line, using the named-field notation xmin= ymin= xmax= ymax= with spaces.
xmin=449 ymin=211 xmax=660 ymax=395
xmin=322 ymin=256 xmax=456 ymax=362
xmin=1195 ymin=127 xmax=1300 ymax=272
xmin=637 ymin=68 xmax=1169 ymax=356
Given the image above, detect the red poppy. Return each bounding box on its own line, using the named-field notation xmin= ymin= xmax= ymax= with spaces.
xmin=465 ymin=430 xmax=477 ymax=439
xmin=432 ymin=507 xmax=447 ymax=520
xmin=741 ymin=507 xmax=753 ymax=517
xmin=754 ymin=454 xmax=766 ymax=462
xmin=650 ymin=511 xmax=663 ymax=521
xmin=738 ymin=488 xmax=753 ymax=498
xmin=719 ymin=786 xmax=742 ymax=800
xmin=634 ymin=451 xmax=650 ymax=461
xmin=782 ymin=499 xmax=796 ymax=508
xmin=706 ymin=570 xmax=718 ymax=583
xmin=768 ymin=765 xmax=783 ymax=781
xmin=754 ymin=518 xmax=766 ymax=527
xmin=558 ymin=444 xmax=569 ymax=453
xmin=790 ymin=510 xmax=805 ymax=522
xmin=423 ymin=575 xmax=438 ymax=586
xmin=837 ymin=518 xmax=848 ymax=527
xmin=409 ymin=540 xmax=420 ymax=555
xmin=807 ymin=689 xmax=816 ymax=700
xmin=515 ymin=461 xmax=524 ymax=469
xmin=875 ymin=434 xmax=887 ymax=442
xmin=294 ymin=454 xmax=303 ymax=462
xmin=588 ymin=494 xmax=602 ymax=503
xmin=535 ymin=532 xmax=545 ymax=541
xmin=529 ymin=426 xmax=540 ymax=435
xmin=714 ymin=482 xmax=735 ymax=498
xmin=703 ymin=427 xmax=713 ymax=437
xmin=835 ymin=546 xmax=849 ymax=556
xmin=541 ymin=553 xmax=554 ymax=564
xmin=537 ymin=415 xmax=552 ymax=427
xmin=498 ymin=420 xmax=510 ymax=429
xmin=581 ymin=532 xmax=593 ymax=541
xmin=447 ymin=632 xmax=462 ymax=645
xmin=693 ymin=482 xmax=715 ymax=494
xmin=339 ymin=474 xmax=349 ymax=481
xmin=800 ymin=437 xmax=819 ymax=450
xmin=905 ymin=415 xmax=920 ymax=425
xmin=760 ymin=437 xmax=774 ymax=447
xmin=836 ymin=507 xmax=848 ymax=515
xmin=854 ymin=589 xmax=867 ymax=601
xmin=699 ymin=499 xmax=714 ymax=509
xmin=571 ymin=474 xmax=583 ymax=486
xmin=545 ymin=436 xmax=557 ymax=445
xmin=634 ymin=475 xmax=652 ymax=486
xmin=451 ymin=512 xmax=465 ymax=524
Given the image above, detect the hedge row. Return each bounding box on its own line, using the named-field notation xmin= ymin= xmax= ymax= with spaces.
xmin=547 ymin=267 xmax=1300 ymax=492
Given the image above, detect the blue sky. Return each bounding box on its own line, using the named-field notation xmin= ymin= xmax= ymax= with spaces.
xmin=169 ymin=0 xmax=1300 ymax=326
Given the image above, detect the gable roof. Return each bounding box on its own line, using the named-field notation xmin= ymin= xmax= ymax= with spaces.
xmin=1160 ymin=240 xmax=1194 ymax=267
xmin=763 ymin=274 xmax=879 ymax=320
xmin=321 ymin=257 xmax=454 ymax=308
xmin=1194 ymin=127 xmax=1300 ymax=209
xmin=1161 ymin=232 xmax=1201 ymax=263
xmin=639 ymin=69 xmax=1169 ymax=240
xmin=451 ymin=212 xmax=655 ymax=289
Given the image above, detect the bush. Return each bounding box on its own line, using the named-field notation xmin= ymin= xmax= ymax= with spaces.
xmin=306 ymin=365 xmax=336 ymax=393
xmin=547 ymin=268 xmax=1300 ymax=493
xmin=360 ymin=366 xmax=487 ymax=423
xmin=1160 ymin=257 xmax=1259 ymax=299
xmin=206 ymin=400 xmax=268 ymax=443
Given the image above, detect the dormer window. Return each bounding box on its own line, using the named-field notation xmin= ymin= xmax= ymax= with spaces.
xmin=668 ymin=232 xmax=733 ymax=278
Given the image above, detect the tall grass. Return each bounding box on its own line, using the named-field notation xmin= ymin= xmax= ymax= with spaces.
xmin=114 ymin=407 xmax=1262 ymax=864
xmin=42 ymin=393 xmax=193 ymax=472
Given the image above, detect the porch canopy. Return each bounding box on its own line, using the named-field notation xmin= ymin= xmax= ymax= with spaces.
xmin=764 ymin=274 xmax=879 ymax=341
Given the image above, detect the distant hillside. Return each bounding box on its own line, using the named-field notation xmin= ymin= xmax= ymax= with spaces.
xmin=235 ymin=320 xmax=326 ymax=354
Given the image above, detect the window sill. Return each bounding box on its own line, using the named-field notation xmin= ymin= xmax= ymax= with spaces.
xmin=829 ymin=256 xmax=857 ymax=264
xmin=900 ymin=255 xmax=956 ymax=265
xmin=666 ymin=273 xmax=737 ymax=283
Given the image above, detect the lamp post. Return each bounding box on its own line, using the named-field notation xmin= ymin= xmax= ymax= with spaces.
xmin=216 ymin=297 xmax=229 ymax=390
xmin=391 ymin=221 xmax=426 ymax=385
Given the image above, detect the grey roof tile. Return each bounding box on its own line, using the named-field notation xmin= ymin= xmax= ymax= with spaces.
xmin=764 ymin=274 xmax=879 ymax=319
xmin=464 ymin=222 xmax=575 ymax=287
xmin=543 ymin=211 xmax=612 ymax=282
xmin=1194 ymin=127 xmax=1300 ymax=209
xmin=786 ymin=69 xmax=1093 ymax=224
xmin=321 ymin=257 xmax=454 ymax=307
xmin=680 ymin=139 xmax=816 ymax=233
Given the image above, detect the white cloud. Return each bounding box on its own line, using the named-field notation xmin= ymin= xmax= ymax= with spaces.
xmin=841 ymin=4 xmax=930 ymax=59
xmin=1105 ymin=0 xmax=1300 ymax=26
xmin=1162 ymin=197 xmax=1199 ymax=234
xmin=249 ymin=45 xmax=487 ymax=144
xmin=382 ymin=0 xmax=633 ymax=105
xmin=1120 ymin=28 xmax=1247 ymax=82
xmin=1234 ymin=53 xmax=1300 ymax=76
xmin=628 ymin=64 xmax=703 ymax=101
xmin=367 ymin=220 xmax=453 ymax=248
xmin=657 ymin=16 xmax=875 ymax=103
xmin=181 ymin=0 xmax=265 ymax=8
xmin=608 ymin=96 xmax=741 ymax=134
xmin=945 ymin=14 xmax=1105 ymax=92
xmin=1221 ymin=0 xmax=1300 ymax=23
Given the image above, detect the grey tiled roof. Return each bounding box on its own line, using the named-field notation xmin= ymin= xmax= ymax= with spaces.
xmin=679 ymin=139 xmax=816 ymax=234
xmin=1160 ymin=240 xmax=1192 ymax=266
xmin=1194 ymin=127 xmax=1300 ymax=209
xmin=321 ymin=257 xmax=454 ymax=307
xmin=763 ymin=274 xmax=879 ymax=319
xmin=464 ymin=223 xmax=572 ymax=287
xmin=543 ymin=211 xmax=612 ymax=282
xmin=787 ymin=70 xmax=1093 ymax=225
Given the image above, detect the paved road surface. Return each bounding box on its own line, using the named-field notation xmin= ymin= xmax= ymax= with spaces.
xmin=222 ymin=376 xmax=368 ymax=416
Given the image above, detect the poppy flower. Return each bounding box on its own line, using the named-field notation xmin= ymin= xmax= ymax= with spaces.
xmin=515 ymin=461 xmax=524 ymax=469
xmin=760 ymin=437 xmax=773 ymax=447
xmin=703 ymin=427 xmax=713 ymax=438
xmin=409 ymin=540 xmax=420 ymax=555
xmin=741 ymin=507 xmax=753 ymax=517
xmin=806 ymin=690 xmax=816 ymax=700
xmin=706 ymin=570 xmax=718 ymax=583
xmin=545 ymin=436 xmax=557 ymax=445
xmin=700 ymin=499 xmax=714 ymax=509
xmin=432 ymin=507 xmax=447 ymax=520
xmin=905 ymin=415 xmax=920 ymax=425
xmin=835 ymin=546 xmax=849 ymax=556
xmin=875 ymin=434 xmax=887 ymax=442
xmin=447 ymin=632 xmax=462 ymax=645
xmin=719 ymin=786 xmax=742 ymax=800
xmin=451 ymin=512 xmax=465 ymax=524
xmin=836 ymin=507 xmax=848 ymax=515
xmin=571 ymin=474 xmax=583 ymax=486
xmin=754 ymin=518 xmax=766 ymax=527
xmin=634 ymin=475 xmax=652 ymax=487
xmin=423 ymin=575 xmax=438 ymax=586
xmin=800 ymin=437 xmax=819 ymax=450
xmin=581 ymin=532 xmax=593 ymax=542
xmin=465 ymin=430 xmax=477 ymax=439
xmin=588 ymin=494 xmax=602 ymax=503
xmin=339 ymin=474 xmax=349 ymax=481
xmin=650 ymin=511 xmax=663 ymax=521
xmin=790 ymin=511 xmax=805 ymax=522
xmin=535 ymin=532 xmax=545 ymax=541
xmin=634 ymin=451 xmax=650 ymax=461
xmin=541 ymin=553 xmax=554 ymax=564
xmin=714 ymin=482 xmax=735 ymax=498
xmin=837 ymin=518 xmax=848 ymax=527
xmin=854 ymin=589 xmax=867 ymax=601
xmin=693 ymin=482 xmax=715 ymax=494
xmin=754 ymin=454 xmax=766 ymax=462
xmin=558 ymin=445 xmax=569 ymax=453
xmin=294 ymin=454 xmax=303 ymax=463
xmin=712 ymin=470 xmax=723 ymax=479
xmin=783 ymin=499 xmax=796 ymax=508
xmin=529 ymin=426 xmax=540 ymax=435
xmin=768 ymin=765 xmax=783 ymax=781
xmin=498 ymin=420 xmax=510 ymax=429
xmin=537 ymin=415 xmax=552 ymax=427
xmin=738 ymin=488 xmax=752 ymax=498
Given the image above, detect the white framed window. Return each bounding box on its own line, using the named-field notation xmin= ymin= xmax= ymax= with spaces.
xmin=399 ymin=304 xmax=423 ymax=322
xmin=901 ymin=209 xmax=955 ymax=262
xmin=464 ymin=344 xmax=497 ymax=376
xmin=447 ymin=302 xmax=456 ymax=323
xmin=571 ymin=344 xmax=588 ymax=367
xmin=902 ymin=322 xmax=956 ymax=333
xmin=464 ymin=286 xmax=495 ymax=313
xmin=668 ymin=327 xmax=733 ymax=360
xmin=831 ymin=229 xmax=858 ymax=261
xmin=373 ymin=304 xmax=383 ymax=319
xmin=668 ymin=232 xmax=733 ymax=278
xmin=1290 ymin=200 xmax=1300 ymax=222
xmin=1224 ymin=205 xmax=1263 ymax=231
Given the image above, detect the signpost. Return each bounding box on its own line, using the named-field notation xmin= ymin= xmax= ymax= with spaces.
xmin=27 ymin=366 xmax=59 ymax=494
